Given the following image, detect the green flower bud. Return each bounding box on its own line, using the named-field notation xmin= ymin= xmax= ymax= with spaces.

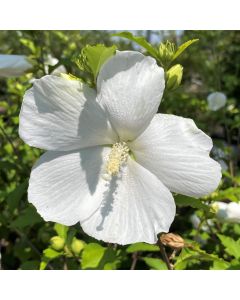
xmin=50 ymin=236 xmax=65 ymax=251
xmin=158 ymin=41 xmax=176 ymax=66
xmin=166 ymin=64 xmax=183 ymax=91
xmin=71 ymin=238 xmax=85 ymax=255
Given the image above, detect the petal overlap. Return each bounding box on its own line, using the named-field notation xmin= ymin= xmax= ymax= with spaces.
xmin=81 ymin=158 xmax=175 ymax=244
xmin=130 ymin=114 xmax=222 ymax=198
xmin=97 ymin=51 xmax=165 ymax=141
xmin=28 ymin=146 xmax=112 ymax=225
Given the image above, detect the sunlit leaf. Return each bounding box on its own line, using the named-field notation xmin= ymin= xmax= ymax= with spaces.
xmin=142 ymin=257 xmax=168 ymax=270
xmin=126 ymin=242 xmax=159 ymax=253
xmin=218 ymin=234 xmax=240 ymax=260
xmin=113 ymin=32 xmax=158 ymax=58
xmin=54 ymin=223 xmax=69 ymax=240
xmin=172 ymin=39 xmax=199 ymax=60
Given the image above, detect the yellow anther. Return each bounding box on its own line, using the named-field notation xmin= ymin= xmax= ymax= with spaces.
xmin=105 ymin=142 xmax=129 ymax=177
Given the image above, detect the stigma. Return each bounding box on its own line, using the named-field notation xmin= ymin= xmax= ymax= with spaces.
xmin=103 ymin=142 xmax=130 ymax=180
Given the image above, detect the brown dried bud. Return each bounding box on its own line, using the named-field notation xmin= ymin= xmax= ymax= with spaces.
xmin=160 ymin=233 xmax=185 ymax=250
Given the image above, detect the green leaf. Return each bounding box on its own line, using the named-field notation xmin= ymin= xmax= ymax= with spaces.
xmin=172 ymin=39 xmax=199 ymax=61
xmin=218 ymin=234 xmax=240 ymax=259
xmin=142 ymin=257 xmax=168 ymax=270
xmin=113 ymin=32 xmax=158 ymax=58
xmin=81 ymin=243 xmax=106 ymax=269
xmin=7 ymin=180 xmax=28 ymax=211
xmin=210 ymin=187 xmax=240 ymax=202
xmin=81 ymin=243 xmax=119 ymax=270
xmin=20 ymin=38 xmax=36 ymax=53
xmin=78 ymin=44 xmax=117 ymax=83
xmin=175 ymin=245 xmax=224 ymax=270
xmin=0 ymin=160 xmax=16 ymax=171
xmin=40 ymin=248 xmax=63 ymax=270
xmin=126 ymin=242 xmax=159 ymax=253
xmin=54 ymin=223 xmax=69 ymax=240
xmin=175 ymin=194 xmax=210 ymax=211
xmin=43 ymin=248 xmax=62 ymax=259
xmin=10 ymin=205 xmax=43 ymax=229
xmin=211 ymin=260 xmax=230 ymax=270
xmin=20 ymin=260 xmax=40 ymax=270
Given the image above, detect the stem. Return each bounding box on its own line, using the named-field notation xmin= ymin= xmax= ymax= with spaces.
xmin=0 ymin=124 xmax=19 ymax=159
xmin=157 ymin=237 xmax=173 ymax=270
xmin=130 ymin=252 xmax=138 ymax=270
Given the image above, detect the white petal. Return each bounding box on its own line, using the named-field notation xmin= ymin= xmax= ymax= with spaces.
xmin=97 ymin=51 xmax=165 ymax=141
xmin=0 ymin=54 xmax=32 ymax=77
xmin=19 ymin=75 xmax=117 ymax=151
xmin=81 ymin=158 xmax=175 ymax=245
xmin=130 ymin=114 xmax=222 ymax=198
xmin=28 ymin=147 xmax=112 ymax=225
xmin=207 ymin=92 xmax=227 ymax=111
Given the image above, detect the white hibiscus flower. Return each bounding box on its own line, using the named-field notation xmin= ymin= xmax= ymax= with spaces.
xmin=0 ymin=54 xmax=32 ymax=77
xmin=207 ymin=92 xmax=227 ymax=111
xmin=212 ymin=202 xmax=240 ymax=223
xmin=19 ymin=51 xmax=221 ymax=245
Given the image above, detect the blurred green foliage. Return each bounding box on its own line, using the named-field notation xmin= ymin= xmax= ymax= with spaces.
xmin=0 ymin=30 xmax=240 ymax=270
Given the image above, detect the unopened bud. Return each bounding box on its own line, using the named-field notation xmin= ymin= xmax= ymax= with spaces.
xmin=50 ymin=236 xmax=65 ymax=251
xmin=160 ymin=233 xmax=185 ymax=250
xmin=158 ymin=41 xmax=176 ymax=66
xmin=71 ymin=238 xmax=85 ymax=255
xmin=166 ymin=64 xmax=183 ymax=91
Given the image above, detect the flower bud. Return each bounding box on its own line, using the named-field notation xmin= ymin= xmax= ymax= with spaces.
xmin=71 ymin=238 xmax=85 ymax=255
xmin=158 ymin=41 xmax=176 ymax=66
xmin=166 ymin=64 xmax=183 ymax=91
xmin=160 ymin=233 xmax=185 ymax=250
xmin=50 ymin=236 xmax=65 ymax=251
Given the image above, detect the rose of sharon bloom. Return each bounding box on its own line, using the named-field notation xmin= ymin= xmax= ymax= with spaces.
xmin=19 ymin=51 xmax=221 ymax=244
xmin=212 ymin=202 xmax=240 ymax=223
xmin=207 ymin=92 xmax=227 ymax=111
xmin=0 ymin=54 xmax=32 ymax=77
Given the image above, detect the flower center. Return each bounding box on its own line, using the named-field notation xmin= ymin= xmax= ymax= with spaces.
xmin=104 ymin=142 xmax=129 ymax=179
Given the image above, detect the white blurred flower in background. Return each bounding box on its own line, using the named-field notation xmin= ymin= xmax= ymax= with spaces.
xmin=207 ymin=92 xmax=227 ymax=111
xmin=43 ymin=54 xmax=66 ymax=75
xmin=212 ymin=201 xmax=240 ymax=223
xmin=211 ymin=145 xmax=228 ymax=171
xmin=0 ymin=54 xmax=32 ymax=77
xmin=189 ymin=214 xmax=212 ymax=232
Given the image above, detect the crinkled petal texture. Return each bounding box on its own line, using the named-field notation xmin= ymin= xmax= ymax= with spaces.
xmin=97 ymin=51 xmax=165 ymax=141
xmin=19 ymin=75 xmax=117 ymax=151
xmin=130 ymin=114 xmax=222 ymax=198
xmin=28 ymin=147 xmax=111 ymax=225
xmin=81 ymin=158 xmax=176 ymax=245
xmin=0 ymin=54 xmax=32 ymax=77
xmin=29 ymin=147 xmax=175 ymax=244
